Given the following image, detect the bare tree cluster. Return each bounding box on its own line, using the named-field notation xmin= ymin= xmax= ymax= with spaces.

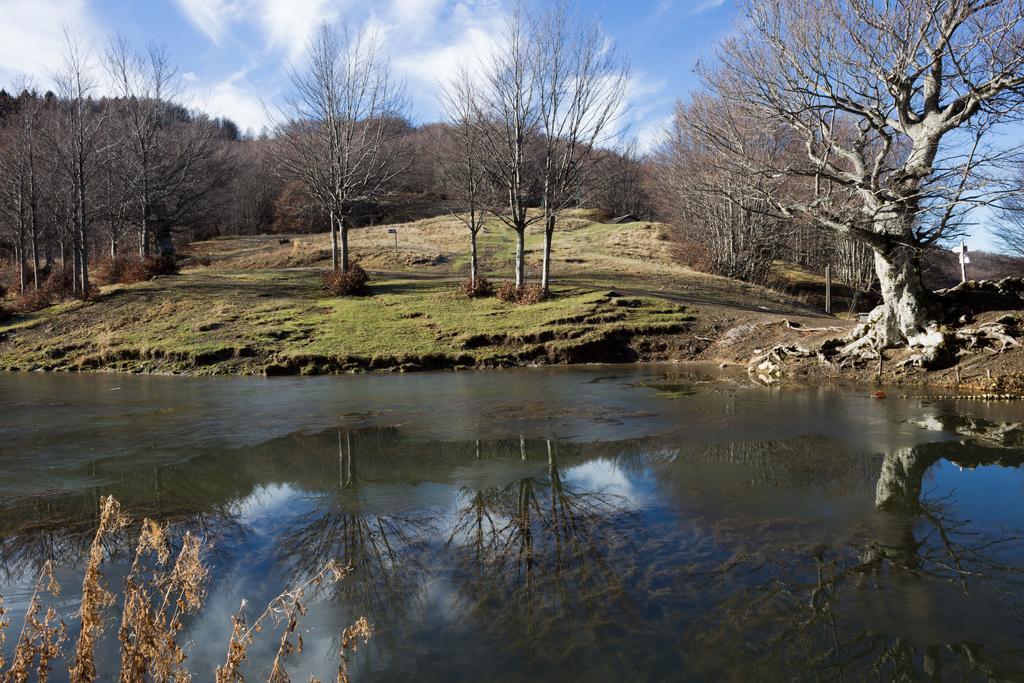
xmin=439 ymin=1 xmax=630 ymax=293
xmin=270 ymin=24 xmax=411 ymax=273
xmin=0 ymin=33 xmax=238 ymax=297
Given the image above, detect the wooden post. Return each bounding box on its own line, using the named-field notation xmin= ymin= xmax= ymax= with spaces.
xmin=824 ymin=264 xmax=832 ymax=315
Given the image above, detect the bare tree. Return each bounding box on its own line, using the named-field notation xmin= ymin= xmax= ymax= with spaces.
xmin=272 ymin=23 xmax=410 ymax=273
xmin=439 ymin=67 xmax=489 ymax=289
xmin=104 ymin=36 xmax=179 ymax=257
xmin=997 ymin=162 xmax=1024 ymax=258
xmin=533 ymin=1 xmax=629 ymax=294
xmin=51 ymin=32 xmax=110 ymax=294
xmin=655 ymin=96 xmax=790 ymax=284
xmin=697 ymin=0 xmax=1024 ymax=348
xmin=468 ymin=8 xmax=542 ymax=289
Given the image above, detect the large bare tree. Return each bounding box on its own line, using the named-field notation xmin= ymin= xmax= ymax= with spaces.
xmin=468 ymin=9 xmax=542 ymax=289
xmin=0 ymin=84 xmax=45 ymax=292
xmin=272 ymin=24 xmax=409 ymax=273
xmin=698 ymin=0 xmax=1024 ymax=348
xmin=533 ymin=0 xmax=629 ymax=294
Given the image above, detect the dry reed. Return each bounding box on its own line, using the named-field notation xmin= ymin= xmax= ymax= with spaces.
xmin=216 ymin=560 xmax=370 ymax=683
xmin=2 ymin=561 xmax=67 ymax=683
xmin=0 ymin=496 xmax=370 ymax=682
xmin=71 ymin=495 xmax=128 ymax=682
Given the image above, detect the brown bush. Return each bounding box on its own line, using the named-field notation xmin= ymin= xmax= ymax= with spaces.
xmin=10 ymin=271 xmax=98 ymax=313
xmin=496 ymin=281 xmax=547 ymax=304
xmin=323 ymin=264 xmax=370 ymax=296
xmin=95 ymin=255 xmax=179 ymax=285
xmin=459 ymin=276 xmax=494 ymax=298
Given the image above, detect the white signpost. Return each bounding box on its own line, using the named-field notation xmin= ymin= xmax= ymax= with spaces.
xmin=952 ymin=242 xmax=969 ymax=283
xmin=387 ymin=228 xmax=398 ymax=255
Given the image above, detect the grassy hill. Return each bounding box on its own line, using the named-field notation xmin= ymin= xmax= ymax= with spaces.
xmin=0 ymin=211 xmax=834 ymax=376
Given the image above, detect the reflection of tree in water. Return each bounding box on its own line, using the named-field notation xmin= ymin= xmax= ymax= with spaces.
xmin=0 ymin=460 xmax=248 ymax=583
xmin=446 ymin=439 xmax=643 ymax=672
xmin=274 ymin=429 xmax=438 ymax=628
xmin=679 ymin=425 xmax=1024 ymax=680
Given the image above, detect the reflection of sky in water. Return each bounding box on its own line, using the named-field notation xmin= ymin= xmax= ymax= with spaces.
xmin=2 ymin=367 xmax=1024 ymax=680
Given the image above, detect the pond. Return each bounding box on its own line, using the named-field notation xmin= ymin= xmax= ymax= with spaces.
xmin=1 ymin=366 xmax=1023 ymax=680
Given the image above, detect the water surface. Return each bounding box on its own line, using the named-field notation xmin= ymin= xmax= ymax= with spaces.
xmin=1 ymin=367 xmax=1023 ymax=680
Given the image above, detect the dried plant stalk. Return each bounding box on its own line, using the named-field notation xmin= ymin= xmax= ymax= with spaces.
xmin=118 ymin=520 xmax=208 ymax=683
xmin=2 ymin=561 xmax=68 ymax=683
xmin=70 ymin=495 xmax=128 ymax=683
xmin=336 ymin=617 xmax=372 ymax=683
xmin=216 ymin=560 xmax=367 ymax=683
xmin=0 ymin=497 xmax=370 ymax=682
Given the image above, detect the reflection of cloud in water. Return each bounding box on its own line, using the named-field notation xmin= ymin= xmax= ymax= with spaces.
xmin=564 ymin=458 xmax=647 ymax=509
xmin=235 ymin=483 xmax=299 ymax=524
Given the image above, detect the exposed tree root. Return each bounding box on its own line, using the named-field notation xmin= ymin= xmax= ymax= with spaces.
xmin=747 ymin=279 xmax=1024 ymax=381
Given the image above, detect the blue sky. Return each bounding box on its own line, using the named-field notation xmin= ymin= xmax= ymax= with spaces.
xmin=0 ymin=0 xmax=733 ymax=143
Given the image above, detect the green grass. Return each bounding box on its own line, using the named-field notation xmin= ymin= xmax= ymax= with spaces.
xmin=0 ymin=269 xmax=694 ymax=375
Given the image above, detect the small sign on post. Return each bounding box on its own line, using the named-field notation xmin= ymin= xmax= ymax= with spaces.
xmin=952 ymin=242 xmax=969 ymax=283
xmin=387 ymin=228 xmax=398 ymax=255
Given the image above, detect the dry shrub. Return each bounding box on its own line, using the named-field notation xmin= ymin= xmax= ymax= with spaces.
xmin=337 ymin=617 xmax=372 ymax=683
xmin=459 ymin=277 xmax=494 ymax=298
xmin=496 ymin=282 xmax=547 ymax=305
xmin=95 ymin=255 xmax=179 ymax=285
xmin=12 ymin=272 xmax=73 ymax=313
xmin=322 ymin=264 xmax=369 ymax=296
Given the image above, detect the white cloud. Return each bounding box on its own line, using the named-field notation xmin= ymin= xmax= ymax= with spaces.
xmin=175 ymin=0 xmax=343 ymax=61
xmin=174 ymin=0 xmax=242 ymax=44
xmin=188 ymin=70 xmax=270 ymax=135
xmin=635 ymin=113 xmax=674 ymax=152
xmin=382 ymin=0 xmax=505 ymax=119
xmin=258 ymin=0 xmax=343 ymax=61
xmin=0 ymin=0 xmax=99 ymax=88
xmin=690 ymin=0 xmax=727 ymax=15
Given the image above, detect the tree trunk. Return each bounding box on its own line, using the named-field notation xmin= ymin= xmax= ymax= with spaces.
xmin=875 ymin=446 xmax=939 ymax=513
xmin=78 ymin=225 xmax=89 ymax=295
xmin=30 ymin=217 xmax=39 ymax=290
xmin=470 ymin=230 xmax=479 ymax=288
xmin=541 ymin=214 xmax=555 ymax=294
xmin=871 ymin=243 xmax=938 ymax=347
xmin=140 ymin=166 xmax=150 ymax=258
xmin=72 ymin=238 xmax=81 ymax=295
xmin=514 ymin=227 xmax=525 ymax=288
xmin=330 ymin=211 xmax=339 ymax=271
xmin=340 ymin=216 xmax=350 ymax=273
xmin=16 ymin=243 xmax=26 ymax=295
